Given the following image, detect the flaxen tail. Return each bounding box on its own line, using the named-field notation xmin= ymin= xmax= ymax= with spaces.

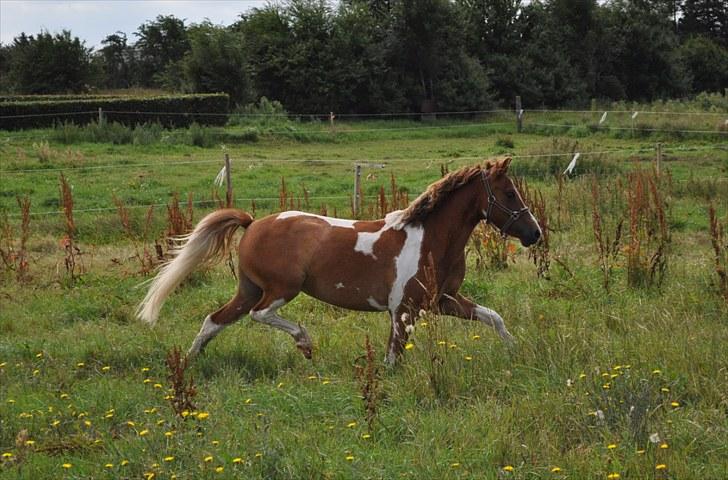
xmin=136 ymin=209 xmax=253 ymax=325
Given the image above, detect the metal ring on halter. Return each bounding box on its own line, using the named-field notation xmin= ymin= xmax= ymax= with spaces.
xmin=480 ymin=169 xmax=530 ymax=238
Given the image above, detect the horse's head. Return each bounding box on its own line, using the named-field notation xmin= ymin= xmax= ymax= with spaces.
xmin=480 ymin=157 xmax=542 ymax=247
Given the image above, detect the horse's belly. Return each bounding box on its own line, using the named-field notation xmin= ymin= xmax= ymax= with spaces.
xmin=301 ymin=266 xmax=391 ymax=313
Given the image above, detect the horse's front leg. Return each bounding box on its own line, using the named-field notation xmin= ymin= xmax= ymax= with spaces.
xmin=439 ymin=293 xmax=514 ymax=342
xmin=384 ymin=309 xmax=414 ymax=366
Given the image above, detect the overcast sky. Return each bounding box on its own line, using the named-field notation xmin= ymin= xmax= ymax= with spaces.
xmin=0 ymin=0 xmax=270 ymax=48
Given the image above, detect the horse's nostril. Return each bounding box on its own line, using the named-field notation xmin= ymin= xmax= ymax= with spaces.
xmin=533 ymin=229 xmax=541 ymax=240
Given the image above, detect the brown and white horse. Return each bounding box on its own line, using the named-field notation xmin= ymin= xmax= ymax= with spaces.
xmin=137 ymin=157 xmax=541 ymax=364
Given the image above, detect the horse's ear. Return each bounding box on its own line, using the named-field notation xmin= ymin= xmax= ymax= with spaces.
xmin=500 ymin=156 xmax=512 ymax=172
xmin=484 ymin=160 xmax=494 ymax=171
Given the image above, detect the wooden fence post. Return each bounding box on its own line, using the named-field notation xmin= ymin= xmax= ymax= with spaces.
xmin=353 ymin=163 xmax=362 ymax=217
xmin=515 ymin=96 xmax=522 ymax=133
xmin=329 ymin=112 xmax=336 ymax=133
xmin=224 ymin=153 xmax=233 ymax=207
xmin=655 ymin=143 xmax=662 ymax=175
xmin=98 ymin=107 xmax=103 ymax=125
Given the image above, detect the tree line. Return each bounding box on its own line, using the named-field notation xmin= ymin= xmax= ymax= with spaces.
xmin=0 ymin=0 xmax=725 ymax=113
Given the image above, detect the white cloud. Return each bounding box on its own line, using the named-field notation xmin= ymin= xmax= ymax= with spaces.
xmin=0 ymin=0 xmax=268 ymax=48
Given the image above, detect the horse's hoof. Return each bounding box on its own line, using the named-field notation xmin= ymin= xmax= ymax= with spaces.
xmin=297 ymin=343 xmax=313 ymax=359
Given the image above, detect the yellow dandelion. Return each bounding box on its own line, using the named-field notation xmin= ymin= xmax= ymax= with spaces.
xmin=143 ymin=378 xmax=152 ymax=384
xmin=164 ymin=456 xmax=175 ymax=462
xmin=83 ymin=420 xmax=91 ymax=427
xmin=204 ymin=456 xmax=213 ymax=463
xmin=2 ymin=453 xmax=13 ymax=459
xmin=0 ymin=362 xmax=6 ymax=368
xmin=660 ymin=387 xmax=669 ymax=393
xmin=579 ymin=373 xmax=587 ymax=379
xmin=245 ymin=398 xmax=252 ymax=404
xmin=144 ymin=473 xmax=155 ymax=480
xmin=181 ymin=410 xmax=190 ymax=418
xmin=25 ymin=440 xmax=35 ymax=446
xmin=636 ymin=450 xmax=646 ymax=455
xmin=420 ymin=321 xmax=428 ymax=327
xmin=121 ymin=460 xmax=129 ymax=466
xmin=62 ymin=463 xmax=72 ymax=469
xmin=60 ymin=393 xmax=69 ymax=399
xmin=35 ymin=352 xmax=43 ymax=358
xmin=346 ymin=455 xmax=354 ymax=461
xmin=165 ymin=431 xmax=174 ymax=437
xmin=156 ymin=419 xmax=164 ymax=426
xmin=551 ymin=466 xmax=562 ymax=473
xmin=197 ymin=412 xmax=210 ymax=420
xmin=660 ymin=443 xmax=669 ymax=449
xmin=607 ymin=443 xmax=617 ymax=449
xmin=670 ymin=401 xmax=680 ymax=407
xmin=33 ymin=369 xmax=40 ymax=376
xmin=464 ymin=355 xmax=473 ymax=361
xmin=153 ymin=383 xmax=162 ymax=389
xmin=655 ymin=464 xmax=667 ymax=470
xmin=607 ymin=474 xmax=620 ymax=479
xmin=404 ymin=343 xmax=414 ymax=350
xmin=127 ymin=421 xmax=136 ymax=426
xmin=347 ymin=421 xmax=357 ymax=428
xmin=472 ymin=335 xmax=480 ymax=340
xmin=138 ymin=429 xmax=149 ymax=436
xmin=142 ymin=367 xmax=150 ymax=372
xmin=104 ymin=463 xmax=114 ymax=468
xmin=255 ymin=452 xmax=263 ymax=458
xmin=437 ymin=340 xmax=446 ymax=346
xmin=215 ymin=466 xmax=224 ymax=473
xmin=361 ymin=434 xmax=371 ymax=439
xmin=212 ymin=440 xmax=219 ymax=446
xmin=101 ymin=366 xmax=111 ymax=372
xmin=450 ymin=462 xmax=461 ymax=468
xmin=603 ymin=383 xmax=610 ymax=389
xmin=277 ymin=382 xmax=284 ymax=388
xmin=652 ymin=369 xmax=662 ymax=375
xmin=51 ymin=420 xmax=60 ymax=427
xmin=322 ymin=380 xmax=331 ymax=385
xmin=503 ymin=465 xmax=514 ymax=472
xmin=232 ymin=457 xmax=243 ymax=464
xmin=76 ymin=362 xmax=85 ymax=368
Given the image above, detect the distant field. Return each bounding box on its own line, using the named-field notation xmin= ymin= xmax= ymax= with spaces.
xmin=1 ymin=117 xmax=727 ymax=479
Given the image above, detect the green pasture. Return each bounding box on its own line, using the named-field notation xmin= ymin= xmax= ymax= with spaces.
xmin=1 ymin=118 xmax=727 ymax=479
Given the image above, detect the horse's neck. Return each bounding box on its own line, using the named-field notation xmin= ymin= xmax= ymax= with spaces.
xmin=423 ymin=181 xmax=482 ymax=260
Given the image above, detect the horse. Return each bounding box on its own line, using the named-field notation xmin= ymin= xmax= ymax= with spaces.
xmin=137 ymin=157 xmax=542 ymax=365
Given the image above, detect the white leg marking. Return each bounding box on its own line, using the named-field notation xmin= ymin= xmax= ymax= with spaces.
xmin=367 ymin=296 xmax=387 ymax=311
xmin=188 ymin=315 xmax=226 ymax=356
xmin=250 ymin=299 xmax=302 ymax=337
xmin=474 ymin=305 xmax=514 ymax=341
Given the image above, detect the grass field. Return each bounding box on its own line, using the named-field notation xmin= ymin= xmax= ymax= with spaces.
xmin=1 ymin=116 xmax=727 ymax=479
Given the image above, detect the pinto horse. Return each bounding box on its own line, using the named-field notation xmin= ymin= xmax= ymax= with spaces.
xmin=137 ymin=157 xmax=541 ymax=364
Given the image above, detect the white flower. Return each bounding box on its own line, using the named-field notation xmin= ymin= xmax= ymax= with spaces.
xmin=405 ymin=324 xmax=415 ymax=334
xmin=649 ymin=433 xmax=661 ymax=444
xmin=400 ymin=313 xmax=409 ymax=323
xmin=418 ymin=309 xmax=426 ymax=318
xmin=595 ymin=409 xmax=605 ymax=421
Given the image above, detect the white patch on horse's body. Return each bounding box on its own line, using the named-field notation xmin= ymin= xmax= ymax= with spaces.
xmin=473 ymin=305 xmax=514 ymax=341
xmin=367 ymin=297 xmax=387 ymax=311
xmin=388 ymin=224 xmax=424 ymax=317
xmin=188 ymin=315 xmax=226 ymax=356
xmin=335 ymin=282 xmax=345 ymax=289
xmin=276 ymin=211 xmax=356 ymax=229
xmin=353 ymin=211 xmax=405 ymax=259
xmin=354 ymin=230 xmax=381 ymax=259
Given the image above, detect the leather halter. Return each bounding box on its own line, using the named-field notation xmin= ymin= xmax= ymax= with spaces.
xmin=480 ymin=169 xmax=530 ymax=237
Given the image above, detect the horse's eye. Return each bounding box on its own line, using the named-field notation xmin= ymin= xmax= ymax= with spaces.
xmin=506 ymin=191 xmax=516 ymax=199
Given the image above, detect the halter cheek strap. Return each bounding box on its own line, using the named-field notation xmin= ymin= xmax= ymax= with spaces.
xmin=481 ymin=170 xmax=530 ymax=238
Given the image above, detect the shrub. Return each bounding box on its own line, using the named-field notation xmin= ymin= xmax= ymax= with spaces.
xmin=0 ymin=93 xmax=229 ymax=130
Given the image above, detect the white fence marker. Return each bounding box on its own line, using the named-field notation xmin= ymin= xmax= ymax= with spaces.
xmin=632 ymin=111 xmax=639 ymax=119
xmin=564 ymin=152 xmax=580 ymax=175
xmin=599 ymin=111 xmax=608 ymax=125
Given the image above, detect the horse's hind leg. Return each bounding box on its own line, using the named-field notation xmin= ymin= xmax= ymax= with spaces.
xmin=249 ymin=292 xmax=313 ymax=359
xmin=188 ymin=277 xmax=261 ymax=357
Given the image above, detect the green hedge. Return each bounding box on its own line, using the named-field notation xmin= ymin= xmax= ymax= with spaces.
xmin=0 ymin=94 xmax=125 ymax=103
xmin=0 ymin=94 xmax=230 ymax=130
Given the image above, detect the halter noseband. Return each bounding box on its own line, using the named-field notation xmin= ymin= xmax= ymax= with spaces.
xmin=480 ymin=169 xmax=530 ymax=238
